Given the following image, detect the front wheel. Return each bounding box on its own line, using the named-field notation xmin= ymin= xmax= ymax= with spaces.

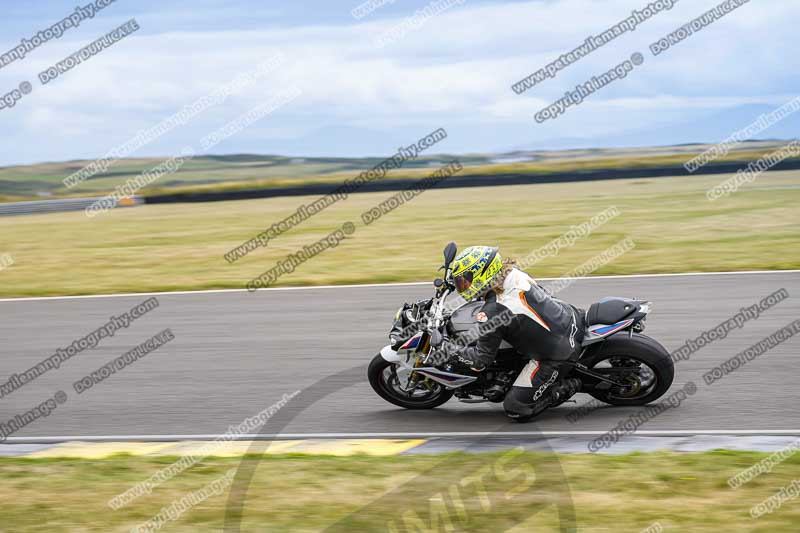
xmin=580 ymin=333 xmax=674 ymax=406
xmin=368 ymin=354 xmax=453 ymax=409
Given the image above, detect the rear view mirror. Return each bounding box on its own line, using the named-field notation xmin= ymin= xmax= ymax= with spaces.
xmin=443 ymin=242 xmax=457 ymax=269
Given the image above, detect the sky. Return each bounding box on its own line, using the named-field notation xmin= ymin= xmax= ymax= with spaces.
xmin=0 ymin=0 xmax=797 ymax=166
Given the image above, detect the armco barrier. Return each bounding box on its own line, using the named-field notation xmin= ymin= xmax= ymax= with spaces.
xmin=143 ymin=159 xmax=800 ymax=205
xmin=0 ymin=196 xmax=142 ymax=217
xmin=2 ymin=157 xmax=800 ymax=213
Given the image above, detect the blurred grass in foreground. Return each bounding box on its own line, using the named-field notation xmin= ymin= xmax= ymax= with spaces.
xmin=0 ymin=171 xmax=798 ymax=297
xmin=0 ymin=450 xmax=798 ymax=531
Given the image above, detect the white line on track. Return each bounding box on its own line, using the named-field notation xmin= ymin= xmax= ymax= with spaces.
xmin=4 ymin=430 xmax=800 ymax=443
xmin=0 ymin=270 xmax=797 ymax=303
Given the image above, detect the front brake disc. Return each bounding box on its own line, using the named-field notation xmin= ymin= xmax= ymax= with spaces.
xmin=393 ymin=366 xmax=416 ymax=392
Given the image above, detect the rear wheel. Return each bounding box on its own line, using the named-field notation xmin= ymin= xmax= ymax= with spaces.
xmin=580 ymin=333 xmax=674 ymax=406
xmin=368 ymin=354 xmax=453 ymax=409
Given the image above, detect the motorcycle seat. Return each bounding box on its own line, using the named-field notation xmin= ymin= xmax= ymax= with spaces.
xmin=586 ymin=297 xmax=639 ymax=326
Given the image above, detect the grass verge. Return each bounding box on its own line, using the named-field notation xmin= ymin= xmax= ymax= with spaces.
xmin=0 ymin=171 xmax=798 ymax=297
xmin=0 ymin=450 xmax=798 ymax=531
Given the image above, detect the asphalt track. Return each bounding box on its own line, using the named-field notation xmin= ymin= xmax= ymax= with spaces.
xmin=0 ymin=271 xmax=798 ymax=443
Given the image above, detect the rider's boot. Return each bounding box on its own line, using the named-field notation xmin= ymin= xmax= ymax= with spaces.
xmin=503 ymin=359 xmax=561 ymax=422
xmin=549 ymin=377 xmax=581 ymax=407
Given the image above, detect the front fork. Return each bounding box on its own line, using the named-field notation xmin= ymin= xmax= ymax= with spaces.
xmin=379 ymin=344 xmax=434 ymax=391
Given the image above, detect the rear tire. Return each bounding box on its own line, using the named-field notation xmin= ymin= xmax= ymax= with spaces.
xmin=580 ymin=333 xmax=674 ymax=406
xmin=368 ymin=354 xmax=453 ymax=409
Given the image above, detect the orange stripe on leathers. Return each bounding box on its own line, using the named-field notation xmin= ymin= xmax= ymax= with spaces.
xmin=519 ymin=291 xmax=551 ymax=332
xmin=530 ymin=361 xmax=540 ymax=382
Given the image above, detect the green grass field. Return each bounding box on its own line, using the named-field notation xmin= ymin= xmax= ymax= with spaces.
xmin=0 ymin=450 xmax=798 ymax=532
xmin=0 ymin=170 xmax=798 ymax=297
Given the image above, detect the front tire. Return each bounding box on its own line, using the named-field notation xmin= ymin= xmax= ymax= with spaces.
xmin=368 ymin=354 xmax=453 ymax=409
xmin=580 ymin=333 xmax=674 ymax=406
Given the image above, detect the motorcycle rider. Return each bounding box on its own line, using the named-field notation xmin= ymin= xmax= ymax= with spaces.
xmin=439 ymin=245 xmax=585 ymax=421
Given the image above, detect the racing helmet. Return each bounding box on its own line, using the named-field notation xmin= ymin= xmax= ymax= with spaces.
xmin=450 ymin=246 xmax=503 ymax=301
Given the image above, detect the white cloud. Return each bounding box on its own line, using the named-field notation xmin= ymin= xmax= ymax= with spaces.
xmin=1 ymin=0 xmax=797 ymax=165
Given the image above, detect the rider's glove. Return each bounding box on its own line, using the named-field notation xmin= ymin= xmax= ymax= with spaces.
xmin=438 ymin=339 xmax=487 ymax=372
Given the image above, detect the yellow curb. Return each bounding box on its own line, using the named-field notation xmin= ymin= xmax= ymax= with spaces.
xmin=283 ymin=439 xmax=428 ymax=456
xmin=27 ymin=441 xmax=177 ymax=459
xmin=157 ymin=440 xmax=303 ymax=457
xmin=24 ymin=439 xmax=428 ymax=458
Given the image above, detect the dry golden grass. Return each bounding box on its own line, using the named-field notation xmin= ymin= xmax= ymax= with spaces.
xmin=0 ymin=171 xmax=797 ymax=297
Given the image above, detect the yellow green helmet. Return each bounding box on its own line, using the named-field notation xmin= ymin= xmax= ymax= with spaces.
xmin=451 ymin=245 xmax=503 ymax=301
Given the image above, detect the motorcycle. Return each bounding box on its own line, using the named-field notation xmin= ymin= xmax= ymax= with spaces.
xmin=368 ymin=242 xmax=675 ymax=417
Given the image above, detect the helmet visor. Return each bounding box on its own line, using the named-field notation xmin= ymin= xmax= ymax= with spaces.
xmin=454 ymin=271 xmax=473 ymax=294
